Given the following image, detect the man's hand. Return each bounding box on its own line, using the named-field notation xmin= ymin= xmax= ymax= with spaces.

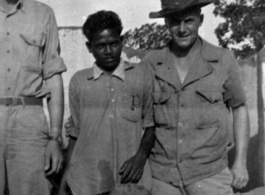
xmin=119 ymin=150 xmax=147 ymax=184
xmin=231 ymin=160 xmax=249 ymax=189
xmin=65 ymin=116 xmax=74 ymax=130
xmin=45 ymin=140 xmax=64 ymax=176
xmin=58 ymin=137 xmax=77 ymax=195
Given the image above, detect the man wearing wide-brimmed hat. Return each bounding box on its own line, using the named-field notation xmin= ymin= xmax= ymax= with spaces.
xmin=142 ymin=0 xmax=250 ymax=194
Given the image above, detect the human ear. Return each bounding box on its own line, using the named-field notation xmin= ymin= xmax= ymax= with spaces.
xmin=86 ymin=42 xmax=92 ymax=53
xmin=199 ymin=14 xmax=204 ymax=26
xmin=164 ymin=18 xmax=171 ymax=29
xmin=120 ymin=35 xmax=124 ymax=44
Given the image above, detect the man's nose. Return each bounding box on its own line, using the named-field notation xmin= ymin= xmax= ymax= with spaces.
xmin=105 ymin=45 xmax=112 ymax=54
xmin=179 ymin=21 xmax=187 ymax=33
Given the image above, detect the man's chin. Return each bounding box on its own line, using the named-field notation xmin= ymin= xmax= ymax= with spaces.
xmin=105 ymin=63 xmax=119 ymax=71
xmin=174 ymin=39 xmax=197 ymax=49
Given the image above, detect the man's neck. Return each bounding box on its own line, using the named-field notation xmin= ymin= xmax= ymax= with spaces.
xmin=0 ymin=0 xmax=19 ymax=12
xmin=170 ymin=38 xmax=201 ymax=82
xmin=171 ymin=38 xmax=201 ymax=59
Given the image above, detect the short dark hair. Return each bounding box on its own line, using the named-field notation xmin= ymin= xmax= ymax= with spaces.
xmin=82 ymin=10 xmax=123 ymax=42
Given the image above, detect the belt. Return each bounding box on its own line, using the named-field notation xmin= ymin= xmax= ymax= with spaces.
xmin=0 ymin=97 xmax=43 ymax=106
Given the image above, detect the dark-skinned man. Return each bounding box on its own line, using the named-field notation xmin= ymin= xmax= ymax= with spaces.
xmin=60 ymin=10 xmax=154 ymax=195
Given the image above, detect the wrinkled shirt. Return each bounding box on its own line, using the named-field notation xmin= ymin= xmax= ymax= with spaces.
xmin=0 ymin=0 xmax=66 ymax=97
xmin=67 ymin=59 xmax=154 ymax=195
xmin=142 ymin=38 xmax=246 ymax=186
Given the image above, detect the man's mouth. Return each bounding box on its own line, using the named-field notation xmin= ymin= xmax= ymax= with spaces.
xmin=174 ymin=34 xmax=190 ymax=38
xmin=105 ymin=57 xmax=115 ymax=61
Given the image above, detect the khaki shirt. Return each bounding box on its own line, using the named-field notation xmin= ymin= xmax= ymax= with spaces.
xmin=67 ymin=60 xmax=154 ymax=194
xmin=142 ymin=39 xmax=246 ymax=186
xmin=0 ymin=0 xmax=66 ymax=97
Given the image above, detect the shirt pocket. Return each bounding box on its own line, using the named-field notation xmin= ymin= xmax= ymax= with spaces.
xmin=152 ymin=91 xmax=175 ymax=127
xmin=194 ymin=90 xmax=223 ymax=129
xmin=120 ymin=93 xmax=142 ymax=123
xmin=20 ymin=32 xmax=46 ymax=72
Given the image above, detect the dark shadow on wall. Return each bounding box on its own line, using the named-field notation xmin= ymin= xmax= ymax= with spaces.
xmin=228 ymin=133 xmax=263 ymax=193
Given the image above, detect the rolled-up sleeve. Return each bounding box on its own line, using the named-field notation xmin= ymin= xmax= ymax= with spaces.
xmin=42 ymin=8 xmax=66 ymax=80
xmin=223 ymin=51 xmax=247 ymax=108
xmin=67 ymin=75 xmax=80 ymax=138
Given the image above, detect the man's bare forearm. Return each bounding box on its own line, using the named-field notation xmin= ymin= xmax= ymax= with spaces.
xmin=137 ymin=126 xmax=155 ymax=158
xmin=232 ymin=104 xmax=250 ymax=165
xmin=46 ymin=74 xmax=64 ymax=137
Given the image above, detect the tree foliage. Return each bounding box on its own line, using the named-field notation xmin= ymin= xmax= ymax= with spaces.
xmin=123 ymin=23 xmax=170 ymax=51
xmin=213 ymin=0 xmax=265 ymax=59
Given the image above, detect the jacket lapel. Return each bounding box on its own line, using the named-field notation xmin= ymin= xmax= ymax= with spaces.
xmin=181 ymin=51 xmax=213 ymax=88
xmin=155 ymin=48 xmax=182 ymax=91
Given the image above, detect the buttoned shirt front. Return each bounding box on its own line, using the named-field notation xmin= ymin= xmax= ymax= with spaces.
xmin=0 ymin=0 xmax=66 ymax=98
xmin=142 ymin=38 xmax=246 ymax=186
xmin=67 ymin=59 xmax=154 ymax=195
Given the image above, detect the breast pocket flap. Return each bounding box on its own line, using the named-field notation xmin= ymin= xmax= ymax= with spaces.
xmin=20 ymin=33 xmax=45 ymax=47
xmin=196 ymin=90 xmax=221 ymax=103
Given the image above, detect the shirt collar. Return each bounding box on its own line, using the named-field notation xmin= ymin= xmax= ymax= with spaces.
xmin=88 ymin=58 xmax=134 ymax=81
xmin=0 ymin=0 xmax=25 ymax=14
xmin=199 ymin=37 xmax=221 ymax=62
xmin=18 ymin=0 xmax=26 ymax=12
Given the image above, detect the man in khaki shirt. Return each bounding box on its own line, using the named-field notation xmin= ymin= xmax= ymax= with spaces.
xmin=0 ymin=0 xmax=66 ymax=194
xmin=61 ymin=10 xmax=155 ymax=195
xmin=142 ymin=0 xmax=250 ymax=194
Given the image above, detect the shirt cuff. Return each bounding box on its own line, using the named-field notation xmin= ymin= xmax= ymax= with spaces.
xmin=43 ymin=57 xmax=67 ymax=79
xmin=143 ymin=120 xmax=155 ymax=129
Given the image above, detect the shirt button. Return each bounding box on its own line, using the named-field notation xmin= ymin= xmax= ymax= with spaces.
xmin=111 ymin=99 xmax=115 ymax=102
xmin=6 ymin=32 xmax=10 ymax=35
xmin=181 ymin=104 xmax=185 ymax=107
xmin=7 ymin=50 xmax=10 ymax=53
xmin=7 ymin=68 xmax=11 ymax=72
xmin=7 ymin=87 xmax=11 ymax=91
xmin=178 ymin=140 xmax=183 ymax=144
xmin=111 ymin=88 xmax=114 ymax=92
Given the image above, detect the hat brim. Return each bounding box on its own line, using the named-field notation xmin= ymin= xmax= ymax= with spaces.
xmin=149 ymin=2 xmax=212 ymax=19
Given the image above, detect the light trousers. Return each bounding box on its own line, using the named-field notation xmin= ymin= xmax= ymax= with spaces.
xmin=152 ymin=167 xmax=234 ymax=195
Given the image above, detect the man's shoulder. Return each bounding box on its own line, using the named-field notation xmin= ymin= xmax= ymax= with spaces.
xmin=124 ymin=61 xmax=153 ymax=83
xmin=142 ymin=48 xmax=168 ymax=69
xmin=24 ymin=0 xmax=55 ymax=15
xmin=71 ymin=68 xmax=92 ymax=83
xmin=127 ymin=60 xmax=152 ymax=72
xmin=200 ymin=39 xmax=233 ymax=62
xmin=144 ymin=48 xmax=167 ymax=60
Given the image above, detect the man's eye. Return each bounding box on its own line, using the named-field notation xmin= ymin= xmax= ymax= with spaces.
xmin=111 ymin=42 xmax=118 ymax=47
xmin=97 ymin=45 xmax=104 ymax=49
xmin=185 ymin=19 xmax=194 ymax=23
